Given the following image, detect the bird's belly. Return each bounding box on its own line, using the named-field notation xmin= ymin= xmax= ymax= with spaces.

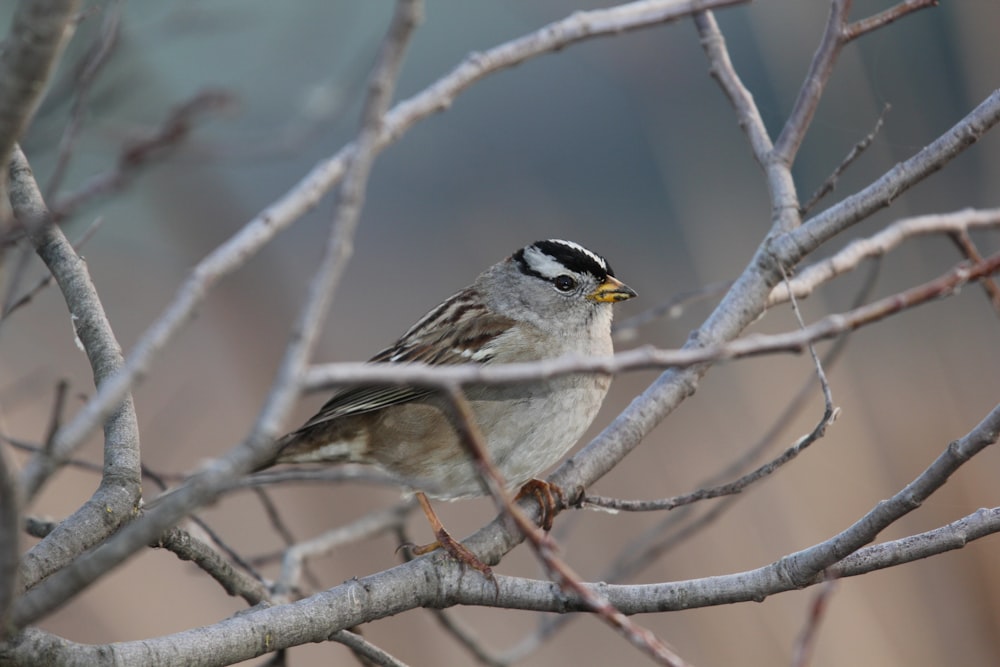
xmin=372 ymin=377 xmax=610 ymax=500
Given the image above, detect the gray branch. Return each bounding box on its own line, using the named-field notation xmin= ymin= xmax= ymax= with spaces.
xmin=8 ymin=147 xmax=142 ymax=593
xmin=0 ymin=444 xmax=18 ymax=641
xmin=0 ymin=0 xmax=78 ymax=173
xmin=7 ymin=399 xmax=996 ymax=667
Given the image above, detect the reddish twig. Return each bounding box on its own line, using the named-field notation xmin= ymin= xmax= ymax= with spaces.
xmin=948 ymin=230 xmax=1000 ymax=315
xmin=843 ymin=0 xmax=939 ymax=41
xmin=0 ymin=434 xmax=18 ymax=641
xmin=50 ymin=89 xmax=237 ymax=219
xmin=791 ymin=579 xmax=838 ymax=667
xmin=45 ymin=0 xmax=125 ymax=199
xmin=771 ymin=208 xmax=1000 ymax=306
xmin=304 ymin=250 xmax=1000 ymax=392
xmin=441 ymin=386 xmax=693 ymax=667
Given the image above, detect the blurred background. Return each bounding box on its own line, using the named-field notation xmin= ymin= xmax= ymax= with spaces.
xmin=3 ymin=1 xmax=1000 ymax=665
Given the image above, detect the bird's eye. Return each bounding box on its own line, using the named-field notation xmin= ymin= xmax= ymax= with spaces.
xmin=554 ymin=275 xmax=577 ymax=292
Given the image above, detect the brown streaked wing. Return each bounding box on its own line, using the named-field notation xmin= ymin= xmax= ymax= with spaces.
xmin=294 ymin=310 xmax=516 ymax=432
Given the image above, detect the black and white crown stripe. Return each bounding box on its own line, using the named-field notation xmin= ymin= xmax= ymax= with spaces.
xmin=513 ymin=239 xmax=613 ymax=283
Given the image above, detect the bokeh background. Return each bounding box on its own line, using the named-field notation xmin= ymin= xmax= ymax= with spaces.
xmin=4 ymin=1 xmax=1000 ymax=665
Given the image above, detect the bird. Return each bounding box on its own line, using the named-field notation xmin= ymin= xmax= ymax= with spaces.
xmin=269 ymin=239 xmax=636 ymax=572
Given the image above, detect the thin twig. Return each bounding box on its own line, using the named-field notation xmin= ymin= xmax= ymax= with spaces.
xmin=582 ymin=259 xmax=876 ymax=520
xmin=251 ymin=487 xmax=322 ymax=590
xmin=3 ymin=436 xmax=188 ymax=486
xmin=693 ymin=11 xmax=772 ymax=163
xmin=0 ymin=0 xmax=80 ymax=171
xmin=32 ymin=0 xmax=750 ymax=499
xmin=25 ymin=515 xmax=270 ymax=607
xmin=0 ymin=439 xmax=19 ymax=641
xmin=693 ymin=9 xmax=800 ymax=230
xmin=790 ymin=579 xmax=837 ymax=667
xmin=842 ymin=0 xmax=939 ymax=41
xmin=302 ymin=249 xmax=1000 ymax=392
xmin=947 ymin=229 xmax=1000 ymax=314
xmin=801 ymin=104 xmax=890 ymax=215
xmin=51 ymin=89 xmax=237 ymax=220
xmin=779 ymin=259 xmax=835 ymax=429
xmin=428 ymin=609 xmax=506 ymax=667
xmin=183 ymin=514 xmax=267 ymax=586
xmin=274 ymin=500 xmax=413 ymax=596
xmin=153 ymin=526 xmax=270 ymax=607
xmin=613 ymin=279 xmax=732 ymax=342
xmin=441 ymin=386 xmax=692 ymax=667
xmin=40 ymin=380 xmax=69 ymax=457
xmin=45 ymin=0 xmax=125 ymax=198
xmin=7 ymin=0 xmax=422 ymax=631
xmin=10 ymin=146 xmax=143 ymax=596
xmin=515 ymin=266 xmax=877 ymax=667
xmin=784 ymin=90 xmax=1000 ymax=261
xmin=0 ymin=214 xmax=105 ymax=323
xmin=770 ymin=207 xmax=1000 ymax=306
xmin=584 ymin=416 xmax=835 ymax=512
xmin=331 ymin=630 xmax=412 ymax=667
xmin=580 ymin=265 xmax=846 ymax=511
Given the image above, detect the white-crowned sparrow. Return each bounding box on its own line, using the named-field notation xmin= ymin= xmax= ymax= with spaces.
xmin=269 ymin=239 xmax=635 ymax=569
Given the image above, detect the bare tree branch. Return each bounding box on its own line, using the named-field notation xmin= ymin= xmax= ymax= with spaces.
xmin=275 ymin=501 xmax=413 ymax=597
xmin=801 ymin=104 xmax=890 ymax=215
xmin=507 ymin=263 xmax=878 ymax=660
xmin=770 ymin=207 xmax=1000 ymax=305
xmin=782 ymin=90 xmax=1000 ymax=255
xmin=693 ymin=11 xmax=773 ymax=164
xmin=693 ymin=10 xmax=801 ymax=232
xmin=7 ymin=407 xmax=995 ymax=667
xmin=829 ymin=506 xmax=1000 ymax=577
xmin=0 ymin=0 xmax=79 ymax=177
xmin=1 ymin=3 xmax=996 ymax=665
xmin=331 ymin=630 xmax=411 ymax=667
xmin=50 ymin=89 xmax=236 ymax=220
xmin=947 ymin=229 xmax=1000 ymax=314
xmin=44 ymin=0 xmax=124 ymax=199
xmin=773 ymin=0 xmax=852 ymax=165
xmin=29 ymin=0 xmax=750 ymax=507
xmin=613 ymin=279 xmax=732 ymax=342
xmin=441 ymin=387 xmax=692 ymax=667
xmin=8 ymin=147 xmax=142 ymax=594
xmin=24 ymin=508 xmax=269 ymax=608
xmin=584 ymin=400 xmax=837 ymax=512
xmin=771 ymin=402 xmax=1000 ymax=587
xmin=550 ymin=90 xmax=1000 ymax=523
xmin=7 ymin=0 xmax=423 ymax=633
xmin=0 ymin=214 xmax=103 ymax=322
xmin=842 ymin=0 xmax=939 ymax=42
xmin=296 ymin=248 xmax=1000 ymax=395
xmin=152 ymin=527 xmax=270 ymax=607
xmin=0 ymin=443 xmax=18 ymax=642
